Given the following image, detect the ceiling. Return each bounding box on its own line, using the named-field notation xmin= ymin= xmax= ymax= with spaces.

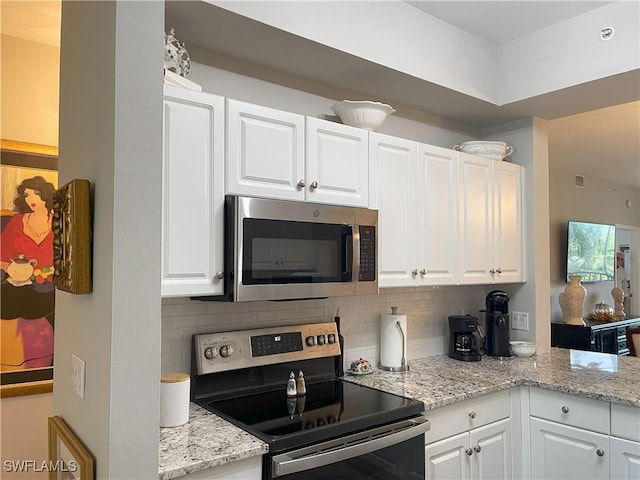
xmin=2 ymin=0 xmax=639 ymax=188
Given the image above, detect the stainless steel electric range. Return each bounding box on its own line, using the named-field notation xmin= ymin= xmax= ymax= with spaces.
xmin=191 ymin=322 xmax=429 ymax=480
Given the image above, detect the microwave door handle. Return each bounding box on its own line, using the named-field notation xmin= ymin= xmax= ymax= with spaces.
xmin=351 ymin=225 xmax=360 ymax=280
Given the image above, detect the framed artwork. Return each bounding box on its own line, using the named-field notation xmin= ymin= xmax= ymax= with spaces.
xmin=53 ymin=179 xmax=92 ymax=295
xmin=48 ymin=415 xmax=95 ymax=480
xmin=1 ymin=140 xmax=58 ymax=397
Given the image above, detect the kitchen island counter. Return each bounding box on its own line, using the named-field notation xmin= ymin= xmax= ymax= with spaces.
xmin=159 ymin=348 xmax=639 ymax=479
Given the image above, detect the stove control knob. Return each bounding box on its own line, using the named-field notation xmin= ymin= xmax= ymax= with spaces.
xmin=219 ymin=344 xmax=234 ymax=358
xmin=204 ymin=346 xmax=218 ymax=360
xmin=327 ymin=334 xmax=336 ymax=344
xmin=305 ymin=336 xmax=316 ymax=347
xmin=317 ymin=335 xmax=326 ymax=345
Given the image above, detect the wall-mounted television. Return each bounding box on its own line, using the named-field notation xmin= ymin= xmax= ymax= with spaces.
xmin=566 ymin=220 xmax=615 ymax=282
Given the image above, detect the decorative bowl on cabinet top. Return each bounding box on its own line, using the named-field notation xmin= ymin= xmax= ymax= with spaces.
xmin=331 ymin=100 xmax=395 ymax=131
xmin=453 ymin=141 xmax=513 ymax=161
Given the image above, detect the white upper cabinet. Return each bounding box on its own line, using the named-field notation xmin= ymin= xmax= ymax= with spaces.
xmin=226 ymin=99 xmax=305 ymax=201
xmin=370 ymin=133 xmax=417 ymax=287
xmin=161 ymin=86 xmax=225 ymax=297
xmin=458 ymin=153 xmax=524 ymax=284
xmin=226 ymin=100 xmax=368 ymax=207
xmin=305 ymin=117 xmax=369 ymax=207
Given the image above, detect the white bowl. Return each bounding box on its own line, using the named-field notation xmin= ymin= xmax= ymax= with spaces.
xmin=331 ymin=100 xmax=395 ymax=131
xmin=453 ymin=141 xmax=513 ymax=161
xmin=510 ymin=341 xmax=536 ymax=357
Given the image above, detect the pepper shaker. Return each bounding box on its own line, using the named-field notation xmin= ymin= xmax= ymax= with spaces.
xmin=296 ymin=370 xmax=306 ymax=396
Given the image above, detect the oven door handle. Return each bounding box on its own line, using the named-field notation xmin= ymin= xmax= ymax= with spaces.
xmin=271 ymin=415 xmax=430 ymax=477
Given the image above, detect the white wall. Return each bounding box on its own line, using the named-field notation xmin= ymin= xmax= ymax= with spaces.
xmin=56 ymin=2 xmax=163 ymax=478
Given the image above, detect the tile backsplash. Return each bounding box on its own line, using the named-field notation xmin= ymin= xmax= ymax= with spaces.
xmin=161 ymin=286 xmax=486 ymax=375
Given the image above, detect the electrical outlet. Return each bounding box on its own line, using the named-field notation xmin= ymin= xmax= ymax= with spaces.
xmin=512 ymin=312 xmax=529 ymax=331
xmin=71 ymin=354 xmax=86 ymax=399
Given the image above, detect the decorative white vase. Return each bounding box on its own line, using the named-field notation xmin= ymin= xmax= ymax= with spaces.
xmin=559 ymin=275 xmax=586 ymax=326
xmin=611 ymin=287 xmax=625 ymax=319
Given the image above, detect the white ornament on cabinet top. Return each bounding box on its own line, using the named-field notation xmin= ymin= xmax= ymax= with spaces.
xmin=164 ymin=28 xmax=201 ymax=91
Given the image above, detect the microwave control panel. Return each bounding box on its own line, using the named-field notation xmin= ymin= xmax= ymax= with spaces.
xmin=358 ymin=225 xmax=376 ymax=282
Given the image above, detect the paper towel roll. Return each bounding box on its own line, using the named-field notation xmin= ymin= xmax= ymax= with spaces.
xmin=380 ymin=306 xmax=408 ymax=370
xmin=160 ymin=373 xmax=190 ymax=427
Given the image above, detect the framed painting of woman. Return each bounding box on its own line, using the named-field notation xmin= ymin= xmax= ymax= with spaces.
xmin=1 ymin=140 xmax=58 ymax=397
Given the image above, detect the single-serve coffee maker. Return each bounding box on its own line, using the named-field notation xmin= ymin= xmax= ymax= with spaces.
xmin=485 ymin=290 xmax=511 ymax=358
xmin=448 ymin=315 xmax=482 ymax=362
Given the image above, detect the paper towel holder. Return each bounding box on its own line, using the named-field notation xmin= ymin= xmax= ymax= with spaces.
xmin=379 ymin=306 xmax=409 ymax=372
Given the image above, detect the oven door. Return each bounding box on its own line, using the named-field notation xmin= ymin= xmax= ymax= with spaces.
xmin=268 ymin=416 xmax=429 ymax=480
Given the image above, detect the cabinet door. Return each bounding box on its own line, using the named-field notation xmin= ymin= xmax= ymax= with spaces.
xmin=306 ymin=117 xmax=369 ymax=206
xmin=425 ymin=432 xmax=470 ymax=480
xmin=492 ymin=161 xmax=524 ymax=283
xmin=470 ymin=419 xmax=512 ymax=480
xmin=530 ymin=417 xmax=609 ymax=480
xmin=458 ymin=153 xmax=493 ymax=284
xmin=226 ymin=99 xmax=305 ymax=201
xmin=369 ymin=133 xmax=418 ymax=287
xmin=161 ymin=86 xmax=224 ymax=297
xmin=610 ymin=437 xmax=640 ymax=480
xmin=417 ymin=144 xmax=457 ymax=285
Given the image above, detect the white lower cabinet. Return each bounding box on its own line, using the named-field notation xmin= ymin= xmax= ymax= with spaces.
xmin=528 ymin=388 xmax=640 ymax=480
xmin=178 ymin=456 xmax=262 ymax=479
xmin=426 ymin=419 xmax=511 ymax=480
xmin=425 ymin=390 xmax=513 ymax=480
xmin=530 ymin=417 xmax=609 ymax=480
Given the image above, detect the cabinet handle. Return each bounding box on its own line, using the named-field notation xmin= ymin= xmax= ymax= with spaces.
xmin=419 ymin=269 xmax=426 ymax=275
xmin=596 ymin=449 xmax=605 ymax=457
xmin=561 ymin=406 xmax=569 ymax=414
xmin=490 ymin=268 xmax=496 ymax=274
xmin=468 ymin=411 xmax=476 ymax=419
xmin=215 ymin=271 xmax=224 ymax=280
xmin=310 ymin=181 xmax=319 ymax=190
xmin=465 ymin=448 xmax=473 ymax=456
xmin=297 ymin=180 xmax=306 ymax=189
xmin=412 ymin=269 xmax=418 ymax=276
xmin=474 ymin=445 xmax=481 ymax=453
xmin=496 ymin=267 xmax=502 ymax=274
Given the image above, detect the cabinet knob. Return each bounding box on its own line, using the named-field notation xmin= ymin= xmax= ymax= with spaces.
xmin=215 ymin=271 xmax=224 ymax=280
xmin=490 ymin=268 xmax=496 ymax=274
xmin=310 ymin=181 xmax=319 ymax=190
xmin=496 ymin=267 xmax=502 ymax=274
xmin=468 ymin=411 xmax=476 ymax=419
xmin=474 ymin=445 xmax=481 ymax=453
xmin=465 ymin=448 xmax=473 ymax=456
xmin=561 ymin=406 xmax=569 ymax=414
xmin=420 ymin=269 xmax=426 ymax=275
xmin=596 ymin=449 xmax=605 ymax=457
xmin=412 ymin=269 xmax=418 ymax=276
xmin=297 ymin=180 xmax=306 ymax=189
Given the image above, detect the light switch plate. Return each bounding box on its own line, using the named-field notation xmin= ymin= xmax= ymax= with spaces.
xmin=512 ymin=312 xmax=529 ymax=331
xmin=71 ymin=354 xmax=86 ymax=399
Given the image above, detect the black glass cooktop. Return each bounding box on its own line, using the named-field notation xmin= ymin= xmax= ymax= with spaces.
xmin=199 ymin=379 xmax=424 ymax=452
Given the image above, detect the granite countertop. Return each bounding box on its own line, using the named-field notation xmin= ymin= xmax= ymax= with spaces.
xmin=158 ymin=348 xmax=640 ymax=479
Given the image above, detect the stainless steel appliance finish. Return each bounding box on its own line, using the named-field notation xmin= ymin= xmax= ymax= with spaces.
xmin=191 ymin=322 xmax=429 ymax=480
xmin=219 ymin=195 xmax=378 ymax=302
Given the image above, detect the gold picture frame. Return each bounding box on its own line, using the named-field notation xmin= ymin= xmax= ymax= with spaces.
xmin=48 ymin=415 xmax=95 ymax=480
xmin=53 ymin=179 xmax=92 ymax=294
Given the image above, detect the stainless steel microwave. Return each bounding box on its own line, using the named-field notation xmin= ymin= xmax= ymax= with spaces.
xmin=208 ymin=195 xmax=378 ymax=302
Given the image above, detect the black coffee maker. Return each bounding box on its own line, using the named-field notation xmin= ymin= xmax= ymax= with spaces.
xmin=448 ymin=315 xmax=482 ymax=362
xmin=485 ymin=290 xmax=511 ymax=358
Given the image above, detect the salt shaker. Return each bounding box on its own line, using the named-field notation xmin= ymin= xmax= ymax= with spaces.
xmin=286 ymin=371 xmax=297 ymax=396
